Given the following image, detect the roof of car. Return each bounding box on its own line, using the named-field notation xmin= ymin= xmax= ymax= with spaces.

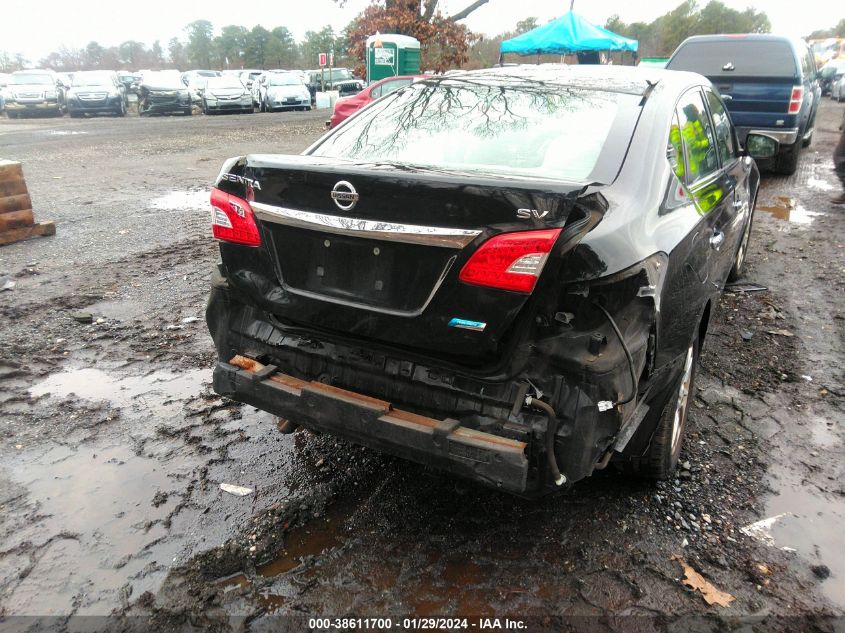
xmin=431 ymin=64 xmax=707 ymax=97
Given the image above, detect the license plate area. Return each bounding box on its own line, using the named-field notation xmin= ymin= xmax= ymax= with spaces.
xmin=267 ymin=225 xmax=454 ymax=313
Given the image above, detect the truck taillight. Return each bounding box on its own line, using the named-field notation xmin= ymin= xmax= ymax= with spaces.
xmin=210 ymin=187 xmax=261 ymax=247
xmin=459 ymin=229 xmax=561 ymax=293
xmin=788 ymin=86 xmax=803 ymax=114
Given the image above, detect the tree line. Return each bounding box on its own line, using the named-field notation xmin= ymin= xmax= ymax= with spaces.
xmin=0 ymin=21 xmax=350 ymax=73
xmin=604 ymin=1 xmax=770 ymax=57
xmin=1 ymin=1 xmax=844 ymax=75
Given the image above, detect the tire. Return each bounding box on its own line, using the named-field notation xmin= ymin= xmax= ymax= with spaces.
xmin=183 ymin=107 xmax=192 ymax=116
xmin=728 ymin=207 xmax=753 ymax=282
xmin=69 ymin=111 xmax=82 ymax=119
xmin=775 ymin=141 xmax=801 ymax=176
xmin=639 ymin=339 xmax=699 ymax=479
xmin=802 ymin=130 xmax=813 ymax=148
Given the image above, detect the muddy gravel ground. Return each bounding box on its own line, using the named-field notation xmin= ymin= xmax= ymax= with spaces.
xmin=0 ymin=101 xmax=843 ymax=632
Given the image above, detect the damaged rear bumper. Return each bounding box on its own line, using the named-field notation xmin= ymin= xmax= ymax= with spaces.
xmin=214 ymin=355 xmax=530 ymax=493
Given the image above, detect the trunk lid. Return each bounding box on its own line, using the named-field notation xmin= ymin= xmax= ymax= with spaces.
xmin=236 ymin=155 xmax=595 ymax=364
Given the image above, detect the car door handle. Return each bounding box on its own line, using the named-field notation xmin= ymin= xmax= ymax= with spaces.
xmin=721 ymin=94 xmax=733 ymax=101
xmin=732 ymin=199 xmax=744 ymax=209
xmin=710 ymin=231 xmax=725 ymax=250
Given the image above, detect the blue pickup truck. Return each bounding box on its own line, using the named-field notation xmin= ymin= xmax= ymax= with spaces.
xmin=667 ymin=34 xmax=820 ymax=175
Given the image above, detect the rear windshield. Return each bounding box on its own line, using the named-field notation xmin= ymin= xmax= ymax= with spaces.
xmin=311 ymin=77 xmax=640 ymax=183
xmin=668 ymin=40 xmax=798 ymax=77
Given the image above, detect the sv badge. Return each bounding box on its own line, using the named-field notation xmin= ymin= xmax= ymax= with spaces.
xmin=516 ymin=208 xmax=549 ymax=219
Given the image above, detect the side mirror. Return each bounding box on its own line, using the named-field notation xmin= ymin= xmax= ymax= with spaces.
xmin=745 ymin=133 xmax=779 ymax=160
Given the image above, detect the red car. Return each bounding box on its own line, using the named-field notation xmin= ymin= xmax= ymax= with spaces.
xmin=329 ymin=75 xmax=428 ymax=128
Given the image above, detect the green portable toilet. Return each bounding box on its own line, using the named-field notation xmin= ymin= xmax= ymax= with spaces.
xmin=365 ymin=34 xmax=421 ymax=85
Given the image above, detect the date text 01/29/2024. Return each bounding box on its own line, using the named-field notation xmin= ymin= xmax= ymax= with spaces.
xmin=308 ymin=617 xmax=527 ymax=630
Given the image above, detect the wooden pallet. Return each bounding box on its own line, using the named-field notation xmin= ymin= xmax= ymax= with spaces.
xmin=0 ymin=160 xmax=55 ymax=247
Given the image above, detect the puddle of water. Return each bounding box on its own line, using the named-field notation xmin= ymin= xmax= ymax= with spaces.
xmin=765 ymin=473 xmax=845 ymax=609
xmin=257 ymin=520 xmax=344 ymax=577
xmin=4 ymin=442 xmax=196 ymax=614
xmin=30 ymin=367 xmax=208 ymax=417
xmin=807 ymin=177 xmax=836 ymax=192
xmin=218 ymin=499 xmax=349 ymax=600
xmin=809 ymin=419 xmax=839 ymax=448
xmin=150 ymin=190 xmax=210 ymax=211
xmin=85 ymin=298 xmax=149 ymax=321
xmin=756 ymin=196 xmax=821 ymax=225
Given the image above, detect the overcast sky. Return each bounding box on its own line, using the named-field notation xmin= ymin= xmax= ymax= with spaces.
xmin=2 ymin=0 xmax=839 ymax=64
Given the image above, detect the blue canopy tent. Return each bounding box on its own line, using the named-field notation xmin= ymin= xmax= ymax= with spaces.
xmin=500 ymin=11 xmax=638 ymax=59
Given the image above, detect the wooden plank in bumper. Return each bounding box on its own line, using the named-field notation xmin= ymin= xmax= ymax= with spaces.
xmin=217 ymin=356 xmax=530 ymax=493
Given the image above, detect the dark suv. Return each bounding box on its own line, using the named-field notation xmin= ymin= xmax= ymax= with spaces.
xmin=667 ymin=34 xmax=820 ymax=175
xmin=305 ymin=68 xmax=363 ymax=101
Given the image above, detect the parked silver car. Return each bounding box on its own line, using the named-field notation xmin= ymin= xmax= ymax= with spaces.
xmin=201 ymin=76 xmax=253 ymax=115
xmin=258 ymin=72 xmax=311 ymax=112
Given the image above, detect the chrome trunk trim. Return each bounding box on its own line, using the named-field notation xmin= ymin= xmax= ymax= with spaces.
xmin=251 ymin=201 xmax=481 ymax=249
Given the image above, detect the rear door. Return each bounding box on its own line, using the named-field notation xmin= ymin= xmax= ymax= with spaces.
xmin=675 ymin=88 xmax=734 ymax=291
xmin=703 ymin=87 xmax=749 ymax=285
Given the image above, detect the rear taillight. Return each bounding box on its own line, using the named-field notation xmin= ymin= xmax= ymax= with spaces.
xmin=210 ymin=187 xmax=261 ymax=246
xmin=788 ymin=86 xmax=803 ymax=114
xmin=458 ymin=229 xmax=561 ymax=293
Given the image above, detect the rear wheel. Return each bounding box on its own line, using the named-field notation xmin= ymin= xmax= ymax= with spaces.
xmin=728 ymin=210 xmax=753 ymax=281
xmin=643 ymin=339 xmax=698 ymax=479
xmin=620 ymin=337 xmax=699 ymax=480
xmin=802 ymin=129 xmax=813 ymax=148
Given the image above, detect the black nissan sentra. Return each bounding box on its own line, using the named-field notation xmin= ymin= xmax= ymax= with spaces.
xmin=205 ymin=65 xmax=775 ymax=497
